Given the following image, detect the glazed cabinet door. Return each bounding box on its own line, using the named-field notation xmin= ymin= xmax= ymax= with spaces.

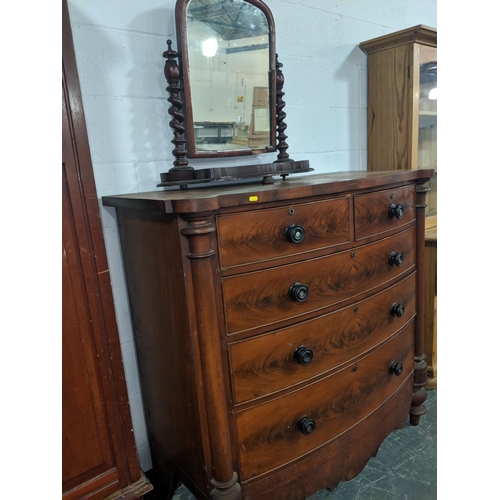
xmin=415 ymin=45 xmax=437 ymax=219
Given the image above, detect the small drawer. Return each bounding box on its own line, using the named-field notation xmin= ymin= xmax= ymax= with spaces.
xmin=354 ymin=185 xmax=415 ymax=240
xmin=235 ymin=322 xmax=414 ymax=480
xmin=216 ymin=197 xmax=350 ymax=269
xmin=230 ymin=272 xmax=416 ymax=404
xmin=223 ymin=227 xmax=415 ymax=335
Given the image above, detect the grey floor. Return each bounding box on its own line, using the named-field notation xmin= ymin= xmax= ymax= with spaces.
xmin=165 ymin=389 xmax=437 ymax=500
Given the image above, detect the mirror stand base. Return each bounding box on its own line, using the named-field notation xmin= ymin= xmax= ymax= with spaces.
xmin=157 ymin=160 xmax=312 ymax=189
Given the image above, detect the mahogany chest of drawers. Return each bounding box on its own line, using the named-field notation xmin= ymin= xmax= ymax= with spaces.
xmin=103 ymin=169 xmax=432 ymax=500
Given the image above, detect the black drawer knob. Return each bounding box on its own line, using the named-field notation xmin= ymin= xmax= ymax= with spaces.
xmin=389 ymin=203 xmax=404 ymax=219
xmin=391 ymin=303 xmax=405 ymax=318
xmin=285 ymin=224 xmax=306 ymax=244
xmin=294 ymin=345 xmax=314 ymax=365
xmin=389 ymin=251 xmax=404 ymax=267
xmin=389 ymin=361 xmax=404 ymax=376
xmin=290 ymin=283 xmax=309 ymax=302
xmin=298 ymin=416 xmax=316 ymax=435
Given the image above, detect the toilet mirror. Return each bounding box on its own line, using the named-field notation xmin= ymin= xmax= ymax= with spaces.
xmin=159 ymin=0 xmax=312 ymax=188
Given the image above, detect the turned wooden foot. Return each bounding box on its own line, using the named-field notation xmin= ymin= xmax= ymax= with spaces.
xmin=210 ymin=473 xmax=241 ymax=500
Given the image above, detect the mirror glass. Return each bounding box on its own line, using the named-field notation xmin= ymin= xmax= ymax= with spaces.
xmin=185 ymin=0 xmax=272 ymax=154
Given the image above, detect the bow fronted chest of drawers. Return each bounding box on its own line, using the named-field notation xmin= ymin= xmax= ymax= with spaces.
xmin=103 ymin=169 xmax=433 ymax=500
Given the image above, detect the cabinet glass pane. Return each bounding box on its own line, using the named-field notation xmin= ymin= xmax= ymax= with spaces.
xmin=418 ymin=62 xmax=437 ymax=218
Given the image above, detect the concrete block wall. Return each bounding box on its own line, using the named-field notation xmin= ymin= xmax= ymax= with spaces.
xmin=67 ymin=0 xmax=437 ymax=471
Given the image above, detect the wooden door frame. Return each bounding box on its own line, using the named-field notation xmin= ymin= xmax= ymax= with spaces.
xmin=62 ymin=0 xmax=151 ymax=497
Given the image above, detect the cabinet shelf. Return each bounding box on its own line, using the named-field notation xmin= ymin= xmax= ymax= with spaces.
xmin=419 ymin=113 xmax=437 ymax=128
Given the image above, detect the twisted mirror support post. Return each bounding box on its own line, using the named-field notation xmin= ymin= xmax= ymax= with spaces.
xmin=163 ymin=39 xmax=192 ymax=180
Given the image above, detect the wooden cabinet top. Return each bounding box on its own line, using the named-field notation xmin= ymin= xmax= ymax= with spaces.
xmin=359 ymin=24 xmax=437 ymax=54
xmin=102 ymin=169 xmax=434 ymax=214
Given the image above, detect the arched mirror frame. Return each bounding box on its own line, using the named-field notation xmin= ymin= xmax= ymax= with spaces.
xmin=175 ymin=0 xmax=277 ymax=159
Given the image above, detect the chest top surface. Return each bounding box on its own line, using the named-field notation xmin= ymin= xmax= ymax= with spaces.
xmin=102 ymin=170 xmax=434 ymax=215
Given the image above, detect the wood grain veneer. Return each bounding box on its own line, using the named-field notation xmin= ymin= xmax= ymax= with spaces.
xmin=217 ymin=196 xmax=350 ymax=269
xmin=222 ymin=228 xmax=415 ymax=335
xmin=359 ymin=26 xmax=437 ymax=173
xmin=241 ymin=377 xmax=414 ymax=500
xmin=354 ymin=184 xmax=416 ymax=240
xmin=102 ymin=169 xmax=432 ymax=500
xmin=235 ymin=322 xmax=414 ymax=480
xmin=230 ymin=272 xmax=416 ymax=404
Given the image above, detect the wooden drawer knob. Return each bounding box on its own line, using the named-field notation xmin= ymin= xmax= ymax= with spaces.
xmin=285 ymin=224 xmax=306 ymax=244
xmin=389 ymin=251 xmax=404 ymax=267
xmin=389 ymin=361 xmax=404 ymax=376
xmin=294 ymin=345 xmax=314 ymax=365
xmin=298 ymin=416 xmax=316 ymax=435
xmin=389 ymin=203 xmax=404 ymax=219
xmin=289 ymin=282 xmax=309 ymax=302
xmin=391 ymin=303 xmax=405 ymax=318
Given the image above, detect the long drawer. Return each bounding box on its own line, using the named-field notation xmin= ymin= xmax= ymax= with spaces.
xmin=230 ymin=272 xmax=416 ymax=404
xmin=216 ymin=197 xmax=350 ymax=269
xmin=235 ymin=321 xmax=414 ymax=481
xmin=223 ymin=227 xmax=415 ymax=335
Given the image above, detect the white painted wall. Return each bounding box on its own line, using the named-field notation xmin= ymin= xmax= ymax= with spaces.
xmin=67 ymin=0 xmax=437 ymax=471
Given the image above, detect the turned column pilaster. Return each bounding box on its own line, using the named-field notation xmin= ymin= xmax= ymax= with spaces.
xmin=410 ymin=182 xmax=430 ymax=426
xmin=180 ymin=215 xmax=241 ymax=500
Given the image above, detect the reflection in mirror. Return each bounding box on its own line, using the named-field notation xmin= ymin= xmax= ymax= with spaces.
xmin=253 ymin=108 xmax=269 ymax=132
xmin=185 ymin=0 xmax=272 ymax=153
